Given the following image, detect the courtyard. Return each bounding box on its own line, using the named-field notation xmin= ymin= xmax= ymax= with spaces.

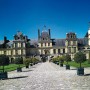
xmin=0 ymin=61 xmax=90 ymax=90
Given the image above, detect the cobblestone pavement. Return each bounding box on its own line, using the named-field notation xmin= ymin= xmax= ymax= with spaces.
xmin=0 ymin=62 xmax=90 ymax=90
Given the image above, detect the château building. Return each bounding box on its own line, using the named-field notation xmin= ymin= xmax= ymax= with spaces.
xmin=0 ymin=26 xmax=90 ymax=62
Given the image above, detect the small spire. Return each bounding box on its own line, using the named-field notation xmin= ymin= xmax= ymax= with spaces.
xmin=42 ymin=25 xmax=47 ymax=32
xmin=44 ymin=25 xmax=46 ymax=28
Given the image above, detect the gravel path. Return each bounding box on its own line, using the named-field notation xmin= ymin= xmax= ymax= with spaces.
xmin=0 ymin=61 xmax=90 ymax=90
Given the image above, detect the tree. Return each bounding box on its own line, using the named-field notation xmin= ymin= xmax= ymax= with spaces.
xmin=88 ymin=50 xmax=90 ymax=64
xmin=58 ymin=56 xmax=64 ymax=66
xmin=64 ymin=54 xmax=71 ymax=65
xmin=32 ymin=57 xmax=39 ymax=64
xmin=58 ymin=56 xmax=64 ymax=64
xmin=0 ymin=55 xmax=9 ymax=72
xmin=74 ymin=51 xmax=86 ymax=68
xmin=52 ymin=57 xmax=58 ymax=64
xmin=15 ymin=57 xmax=23 ymax=68
xmin=29 ymin=58 xmax=33 ymax=63
xmin=15 ymin=57 xmax=23 ymax=72
xmin=23 ymin=58 xmax=30 ymax=67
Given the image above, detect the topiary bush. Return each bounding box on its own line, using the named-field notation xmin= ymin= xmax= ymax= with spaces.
xmin=0 ymin=55 xmax=9 ymax=79
xmin=74 ymin=52 xmax=86 ymax=68
xmin=15 ymin=57 xmax=23 ymax=72
xmin=64 ymin=54 xmax=71 ymax=65
xmin=32 ymin=57 xmax=39 ymax=65
xmin=0 ymin=55 xmax=9 ymax=72
xmin=58 ymin=56 xmax=64 ymax=67
xmin=24 ymin=58 xmax=30 ymax=68
xmin=52 ymin=57 xmax=58 ymax=64
xmin=74 ymin=51 xmax=86 ymax=75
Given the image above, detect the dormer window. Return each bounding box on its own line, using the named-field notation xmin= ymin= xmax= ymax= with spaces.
xmin=66 ymin=32 xmax=77 ymax=39
xmin=71 ymin=35 xmax=72 ymax=38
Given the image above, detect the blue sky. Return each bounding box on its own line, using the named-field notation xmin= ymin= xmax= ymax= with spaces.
xmin=0 ymin=0 xmax=90 ymax=40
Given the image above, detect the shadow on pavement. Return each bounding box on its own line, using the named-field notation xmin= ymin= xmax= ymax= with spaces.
xmin=84 ymin=73 xmax=90 ymax=76
xmin=32 ymin=67 xmax=36 ymax=68
xmin=70 ymin=69 xmax=77 ymax=70
xmin=8 ymin=76 xmax=28 ymax=79
xmin=22 ymin=70 xmax=33 ymax=72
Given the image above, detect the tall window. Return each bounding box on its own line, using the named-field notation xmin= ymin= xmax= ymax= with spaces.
xmin=63 ymin=49 xmax=65 ymax=53
xmin=69 ymin=41 xmax=70 ymax=45
xmin=23 ymin=43 xmax=25 ymax=47
xmin=7 ymin=50 xmax=11 ymax=55
xmin=13 ymin=50 xmax=15 ymax=55
xmin=15 ymin=43 xmax=17 ymax=48
xmin=73 ymin=41 xmax=76 ymax=46
xmin=0 ymin=51 xmax=1 ymax=54
xmin=73 ymin=47 xmax=76 ymax=53
xmin=18 ymin=43 xmax=21 ymax=47
xmin=45 ymin=43 xmax=46 ymax=46
xmin=1 ymin=51 xmax=4 ymax=54
xmin=18 ymin=50 xmax=21 ymax=55
xmin=53 ymin=49 xmax=56 ymax=54
xmin=13 ymin=43 xmax=15 ymax=47
xmin=68 ymin=47 xmax=71 ymax=53
xmin=41 ymin=43 xmax=43 ymax=47
xmin=23 ymin=50 xmax=25 ymax=54
xmin=48 ymin=43 xmax=50 ymax=46
xmin=58 ymin=49 xmax=60 ymax=54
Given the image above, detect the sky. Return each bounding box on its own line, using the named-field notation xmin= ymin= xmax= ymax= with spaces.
xmin=0 ymin=0 xmax=90 ymax=40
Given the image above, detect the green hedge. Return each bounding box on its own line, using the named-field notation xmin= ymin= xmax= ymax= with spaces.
xmin=64 ymin=61 xmax=90 ymax=68
xmin=0 ymin=64 xmax=25 ymax=72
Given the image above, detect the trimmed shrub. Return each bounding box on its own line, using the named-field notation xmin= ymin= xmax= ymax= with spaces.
xmin=74 ymin=52 xmax=86 ymax=68
xmin=24 ymin=58 xmax=30 ymax=68
xmin=0 ymin=55 xmax=9 ymax=72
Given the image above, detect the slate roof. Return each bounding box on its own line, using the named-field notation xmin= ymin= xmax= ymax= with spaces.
xmin=30 ymin=39 xmax=66 ymax=47
xmin=0 ymin=41 xmax=4 ymax=44
xmin=30 ymin=39 xmax=38 ymax=48
xmin=53 ymin=39 xmax=65 ymax=47
xmin=30 ymin=39 xmax=38 ymax=45
xmin=85 ymin=32 xmax=88 ymax=37
xmin=30 ymin=38 xmax=88 ymax=47
xmin=7 ymin=40 xmax=13 ymax=47
xmin=78 ymin=38 xmax=88 ymax=46
xmin=0 ymin=38 xmax=88 ymax=48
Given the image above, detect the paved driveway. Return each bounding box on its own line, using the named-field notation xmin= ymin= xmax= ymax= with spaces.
xmin=0 ymin=61 xmax=90 ymax=90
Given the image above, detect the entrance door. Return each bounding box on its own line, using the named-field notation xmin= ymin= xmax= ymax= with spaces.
xmin=44 ymin=49 xmax=50 ymax=55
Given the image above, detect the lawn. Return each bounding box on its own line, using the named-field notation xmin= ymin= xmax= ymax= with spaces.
xmin=0 ymin=64 xmax=25 ymax=72
xmin=64 ymin=61 xmax=90 ymax=68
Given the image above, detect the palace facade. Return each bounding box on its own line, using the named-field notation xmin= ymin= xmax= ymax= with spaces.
xmin=0 ymin=26 xmax=90 ymax=62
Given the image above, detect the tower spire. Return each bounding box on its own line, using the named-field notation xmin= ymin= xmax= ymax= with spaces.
xmin=38 ymin=29 xmax=40 ymax=39
xmin=48 ymin=29 xmax=51 ymax=38
xmin=42 ymin=25 xmax=47 ymax=32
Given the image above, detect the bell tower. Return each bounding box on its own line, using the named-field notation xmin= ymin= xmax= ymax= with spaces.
xmin=65 ymin=32 xmax=78 ymax=59
xmin=38 ymin=26 xmax=52 ymax=55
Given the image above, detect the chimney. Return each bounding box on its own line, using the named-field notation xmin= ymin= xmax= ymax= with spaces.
xmin=38 ymin=29 xmax=40 ymax=39
xmin=48 ymin=29 xmax=51 ymax=38
xmin=4 ymin=36 xmax=7 ymax=43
